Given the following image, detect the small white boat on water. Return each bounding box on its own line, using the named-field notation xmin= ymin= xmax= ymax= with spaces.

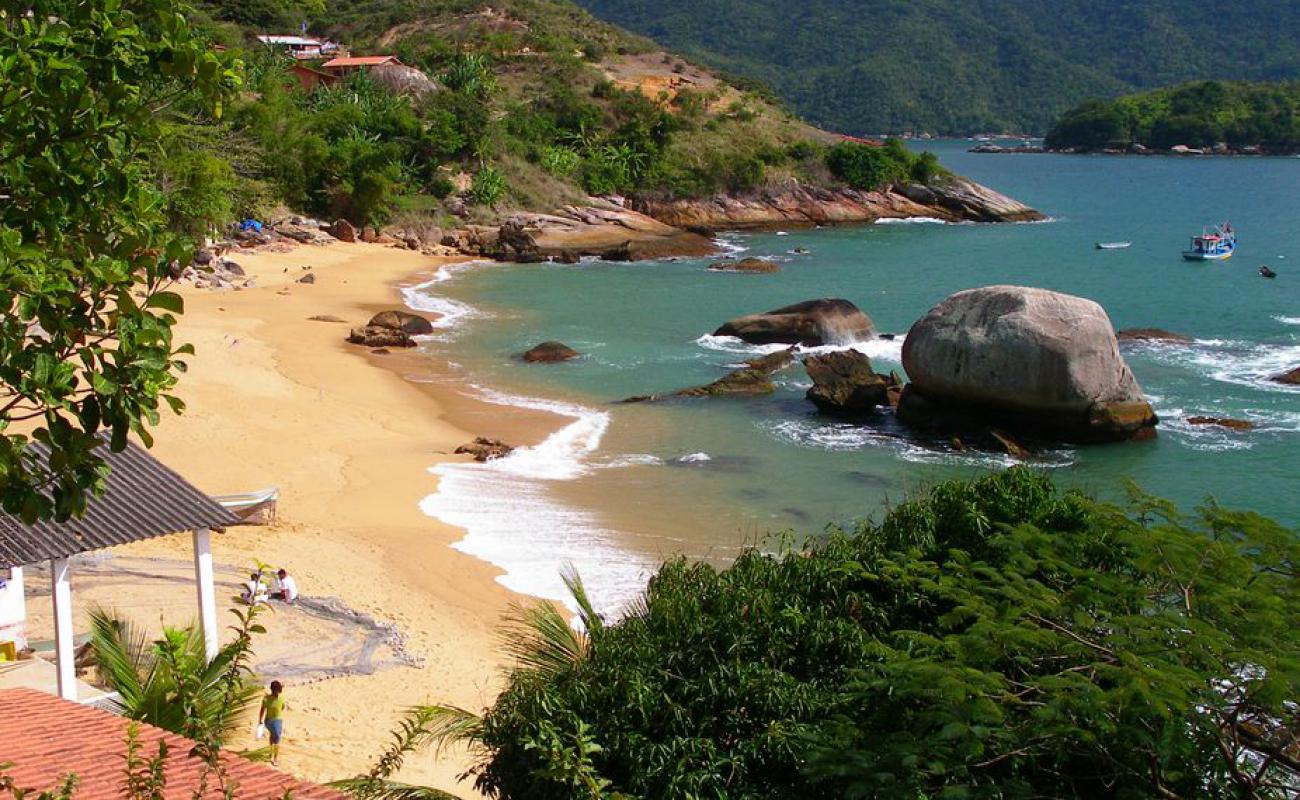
xmin=1096 ymin=241 xmax=1132 ymax=250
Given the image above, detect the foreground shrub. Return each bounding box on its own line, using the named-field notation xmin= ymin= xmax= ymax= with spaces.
xmin=406 ymin=469 xmax=1300 ymax=799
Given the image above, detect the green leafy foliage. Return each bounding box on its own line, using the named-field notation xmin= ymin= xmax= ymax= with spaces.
xmin=0 ymin=0 xmax=239 ymax=521
xmin=1046 ymin=80 xmax=1300 ymax=152
xmin=825 ymin=139 xmax=944 ymax=190
xmin=571 ymin=0 xmax=1300 ymax=134
xmin=432 ymin=469 xmax=1299 ymax=799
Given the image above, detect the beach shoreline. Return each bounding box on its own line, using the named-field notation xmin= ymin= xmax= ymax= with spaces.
xmin=23 ymin=242 xmax=574 ymax=793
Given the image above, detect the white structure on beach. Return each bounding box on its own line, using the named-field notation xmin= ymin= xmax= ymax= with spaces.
xmin=0 ymin=441 xmax=238 ymax=701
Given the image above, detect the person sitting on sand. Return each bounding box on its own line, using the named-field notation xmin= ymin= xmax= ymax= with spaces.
xmin=271 ymin=568 xmax=298 ymax=603
xmin=258 ymin=680 xmax=287 ymax=766
xmin=240 ymin=572 xmax=268 ymax=605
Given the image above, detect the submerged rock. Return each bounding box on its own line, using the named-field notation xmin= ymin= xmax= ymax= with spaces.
xmin=898 ymin=285 xmax=1157 ymax=442
xmin=455 ymin=437 xmax=514 ymax=462
xmin=715 ymin=298 xmax=874 ymax=346
xmin=803 ymin=351 xmax=888 ymax=415
xmin=521 ymin=341 xmax=581 ymax=363
xmin=1271 ymin=366 xmax=1300 ymax=385
xmin=623 ymin=347 xmax=796 ymax=403
xmin=368 ymin=310 xmax=434 ymax=336
xmin=1187 ymin=416 xmax=1255 ymax=431
xmin=1117 ymin=328 xmax=1193 ymax=343
xmin=708 ymin=257 xmax=780 ymax=274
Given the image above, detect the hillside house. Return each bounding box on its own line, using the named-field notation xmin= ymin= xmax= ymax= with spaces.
xmin=321 ymin=55 xmax=402 ymax=76
xmin=256 ymin=34 xmax=341 ymax=60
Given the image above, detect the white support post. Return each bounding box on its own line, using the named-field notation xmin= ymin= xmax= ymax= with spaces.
xmin=192 ymin=528 xmax=219 ymax=663
xmin=50 ymin=558 xmax=75 ymax=701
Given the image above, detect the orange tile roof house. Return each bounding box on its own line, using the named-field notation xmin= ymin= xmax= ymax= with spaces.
xmin=0 ymin=688 xmax=347 ymax=799
xmin=320 ymin=55 xmax=401 ymax=75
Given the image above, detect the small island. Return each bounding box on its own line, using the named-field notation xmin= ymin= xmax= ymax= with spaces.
xmin=1042 ymin=80 xmax=1300 ymax=155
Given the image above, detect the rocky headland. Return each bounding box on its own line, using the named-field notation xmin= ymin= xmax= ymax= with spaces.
xmin=631 ymin=176 xmax=1043 ymax=231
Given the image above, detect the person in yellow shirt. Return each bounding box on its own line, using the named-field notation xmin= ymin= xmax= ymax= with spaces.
xmin=258 ymin=680 xmax=287 ymax=766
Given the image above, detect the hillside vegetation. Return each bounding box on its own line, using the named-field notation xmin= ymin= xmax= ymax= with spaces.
xmin=1045 ymin=80 xmax=1300 ymax=153
xmin=571 ymin=0 xmax=1300 ymax=135
xmin=179 ymin=0 xmax=934 ymax=230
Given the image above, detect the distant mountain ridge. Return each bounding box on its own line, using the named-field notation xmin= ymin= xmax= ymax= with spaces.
xmin=570 ymin=0 xmax=1300 ymax=135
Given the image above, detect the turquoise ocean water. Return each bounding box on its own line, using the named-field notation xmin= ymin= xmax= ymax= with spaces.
xmin=411 ymin=142 xmax=1300 ymax=612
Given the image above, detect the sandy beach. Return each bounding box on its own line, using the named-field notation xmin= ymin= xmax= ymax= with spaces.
xmin=21 ymin=242 xmax=557 ymax=793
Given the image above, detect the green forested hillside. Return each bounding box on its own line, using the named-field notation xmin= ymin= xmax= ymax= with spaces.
xmin=1045 ymin=80 xmax=1300 ymax=152
xmin=570 ymin=0 xmax=1300 ymax=135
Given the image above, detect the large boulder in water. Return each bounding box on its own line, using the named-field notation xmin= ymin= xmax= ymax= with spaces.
xmin=898 ymin=285 xmax=1157 ymax=442
xmin=714 ymin=298 xmax=874 ymax=346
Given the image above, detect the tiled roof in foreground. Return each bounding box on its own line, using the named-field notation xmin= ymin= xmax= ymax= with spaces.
xmin=0 ymin=688 xmax=346 ymax=799
xmin=0 ymin=440 xmax=239 ymax=568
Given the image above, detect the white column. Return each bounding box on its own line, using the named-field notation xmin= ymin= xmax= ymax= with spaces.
xmin=50 ymin=558 xmax=75 ymax=701
xmin=192 ymin=528 xmax=219 ymax=663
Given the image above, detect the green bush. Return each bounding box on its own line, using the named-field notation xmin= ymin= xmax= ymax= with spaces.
xmin=469 ymin=166 xmax=508 ymax=207
xmin=454 ymin=469 xmax=1300 ymax=799
xmin=825 ymin=140 xmax=912 ymax=190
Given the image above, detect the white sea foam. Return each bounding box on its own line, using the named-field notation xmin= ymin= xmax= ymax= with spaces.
xmin=421 ymin=387 xmax=655 ymax=617
xmin=1274 ymin=316 xmax=1300 ymax=326
xmin=400 ymin=273 xmax=480 ymax=336
xmin=405 ymin=272 xmax=656 ymax=618
xmin=600 ymin=453 xmax=664 ymax=468
xmin=677 ymin=452 xmax=712 ymax=463
xmin=695 ymin=334 xmax=904 ymax=364
xmin=874 ymin=216 xmax=949 ymax=225
xmin=1129 ymin=336 xmax=1300 ymax=393
xmin=714 ymin=233 xmax=750 ymax=256
xmin=761 ymin=418 xmax=1075 ymax=467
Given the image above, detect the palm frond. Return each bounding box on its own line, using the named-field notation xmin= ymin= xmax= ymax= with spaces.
xmin=86 ymin=605 xmax=151 ymax=712
xmin=330 ymin=705 xmax=480 ymax=799
xmin=329 ymin=777 xmax=464 ymax=800
xmin=560 ymin=567 xmax=604 ymax=638
xmin=499 ymin=598 xmax=588 ymax=677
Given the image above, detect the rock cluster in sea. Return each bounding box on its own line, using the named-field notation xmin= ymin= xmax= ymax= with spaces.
xmin=622 ymin=285 xmax=1163 ymax=458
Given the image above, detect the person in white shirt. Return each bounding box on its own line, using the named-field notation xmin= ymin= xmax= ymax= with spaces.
xmin=272 ymin=569 xmax=299 ymax=603
xmin=240 ymin=572 xmax=268 ymax=605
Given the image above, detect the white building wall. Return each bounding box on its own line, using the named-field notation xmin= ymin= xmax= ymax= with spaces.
xmin=0 ymin=566 xmax=26 ymax=652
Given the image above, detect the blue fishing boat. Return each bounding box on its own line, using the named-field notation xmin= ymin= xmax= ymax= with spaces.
xmin=1182 ymin=222 xmax=1236 ymax=261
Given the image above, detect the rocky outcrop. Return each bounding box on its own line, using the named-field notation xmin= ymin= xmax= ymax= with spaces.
xmin=803 ymin=351 xmax=888 ymax=415
xmin=368 ymin=310 xmax=434 ymax=336
xmin=329 ymin=219 xmax=357 ymax=242
xmin=490 ymin=202 xmax=716 ymax=262
xmin=1271 ymin=366 xmax=1300 ymax=386
xmin=455 ymin=437 xmax=514 ymax=462
xmin=632 ymin=175 xmax=1042 ymax=230
xmin=347 ymin=326 xmax=414 ymax=348
xmin=897 ymin=285 xmax=1157 ymax=443
xmin=347 ymin=310 xmax=435 ymax=348
xmin=709 ymin=257 xmax=780 ymax=274
xmin=521 ymin=341 xmax=581 ymax=363
xmin=622 ymin=347 xmax=796 ymax=402
xmin=1117 ymin=328 xmax=1193 ymax=343
xmin=1187 ymin=416 xmax=1255 ymax=431
xmin=715 ymin=299 xmax=874 ymax=346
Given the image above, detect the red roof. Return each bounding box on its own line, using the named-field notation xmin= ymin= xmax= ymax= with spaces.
xmin=0 ymin=688 xmax=346 ymax=799
xmin=321 ymin=56 xmax=398 ymax=68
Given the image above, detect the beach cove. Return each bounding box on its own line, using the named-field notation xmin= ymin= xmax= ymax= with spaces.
xmin=410 ymin=141 xmax=1300 ymax=621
